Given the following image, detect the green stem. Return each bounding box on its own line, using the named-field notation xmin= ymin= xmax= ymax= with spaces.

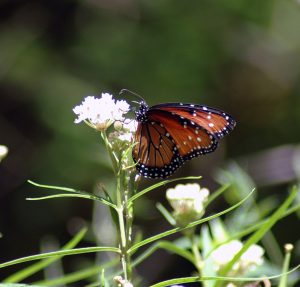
xmin=101 ymin=131 xmax=134 ymax=281
xmin=101 ymin=132 xmax=118 ymax=173
xmin=187 ymin=230 xmax=203 ymax=284
xmin=116 ymin=172 xmax=129 ymax=280
xmin=123 ymin=173 xmax=133 ymax=280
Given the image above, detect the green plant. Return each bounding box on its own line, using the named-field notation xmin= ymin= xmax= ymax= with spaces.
xmin=0 ymin=93 xmax=299 ymax=287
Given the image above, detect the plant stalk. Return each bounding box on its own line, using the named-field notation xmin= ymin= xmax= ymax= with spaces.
xmin=102 ymin=131 xmax=134 ymax=282
xmin=189 ymin=230 xmax=203 ymax=276
xmin=116 ymin=170 xmax=132 ymax=280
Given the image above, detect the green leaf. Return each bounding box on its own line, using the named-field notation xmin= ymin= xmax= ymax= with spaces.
xmin=33 ymin=258 xmax=119 ymax=286
xmin=132 ymin=240 xmax=194 ymax=268
xmin=149 ymin=264 xmax=300 ymax=287
xmin=129 ymin=176 xmax=202 ymax=203
xmin=28 ymin=180 xmax=82 ymax=193
xmin=129 ymin=189 xmax=255 ymax=253
xmin=209 ymin=217 xmax=229 ymax=244
xmin=27 ymin=180 xmax=116 ymax=210
xmin=156 ymin=202 xmax=176 ymax=226
xmin=205 ymin=184 xmax=230 ymax=208
xmin=3 ymin=228 xmax=87 ymax=283
xmin=101 ymin=268 xmax=105 ymax=287
xmin=0 ymin=247 xmax=120 ymax=269
xmin=214 ymin=186 xmax=298 ymax=287
xmin=202 ymin=201 xmax=300 ymax=261
xmin=200 ymin=225 xmax=217 ymax=287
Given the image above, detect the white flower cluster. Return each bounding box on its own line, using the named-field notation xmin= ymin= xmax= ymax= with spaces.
xmin=73 ymin=93 xmax=130 ymax=131
xmin=166 ymin=183 xmax=209 ymax=225
xmin=114 ymin=119 xmax=138 ymax=143
xmin=211 ymin=240 xmax=264 ymax=275
xmin=0 ymin=145 xmax=8 ymax=162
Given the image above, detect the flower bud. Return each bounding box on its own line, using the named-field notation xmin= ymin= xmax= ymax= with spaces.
xmin=114 ymin=120 xmax=124 ymax=131
xmin=166 ymin=183 xmax=209 ymax=226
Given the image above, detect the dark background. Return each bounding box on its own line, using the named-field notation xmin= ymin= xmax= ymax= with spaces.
xmin=1 ymin=0 xmax=300 ymax=285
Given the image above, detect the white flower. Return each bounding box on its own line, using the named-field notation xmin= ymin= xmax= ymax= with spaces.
xmin=0 ymin=145 xmax=8 ymax=162
xmin=73 ymin=93 xmax=130 ymax=131
xmin=211 ymin=240 xmax=242 ymax=269
xmin=108 ymin=119 xmax=138 ymax=156
xmin=111 ymin=119 xmax=138 ymax=142
xmin=166 ymin=183 xmax=209 ymax=225
xmin=240 ymin=244 xmax=264 ymax=271
xmin=211 ymin=240 xmax=264 ymax=275
xmin=167 ymin=183 xmax=209 ymax=214
xmin=123 ymin=119 xmax=138 ymax=133
xmin=110 ymin=120 xmax=138 ymax=143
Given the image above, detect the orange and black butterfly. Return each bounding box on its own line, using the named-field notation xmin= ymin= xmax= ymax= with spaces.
xmin=132 ymin=101 xmax=236 ymax=178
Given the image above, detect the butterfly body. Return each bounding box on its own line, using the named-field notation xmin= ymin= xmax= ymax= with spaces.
xmin=133 ymin=102 xmax=236 ymax=179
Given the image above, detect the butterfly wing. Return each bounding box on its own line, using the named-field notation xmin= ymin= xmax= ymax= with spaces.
xmin=151 ymin=103 xmax=236 ymax=139
xmin=147 ymin=108 xmax=219 ymax=159
xmin=133 ymin=102 xmax=236 ymax=179
xmin=133 ymin=121 xmax=184 ymax=178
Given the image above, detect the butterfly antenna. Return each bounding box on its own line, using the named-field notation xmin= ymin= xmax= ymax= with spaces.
xmin=119 ymin=89 xmax=146 ymax=103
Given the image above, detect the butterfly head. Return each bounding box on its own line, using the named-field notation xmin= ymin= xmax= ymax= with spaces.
xmin=135 ymin=101 xmax=149 ymax=123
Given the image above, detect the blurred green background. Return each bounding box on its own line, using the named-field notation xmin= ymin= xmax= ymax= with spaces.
xmin=1 ymin=0 xmax=300 ymax=285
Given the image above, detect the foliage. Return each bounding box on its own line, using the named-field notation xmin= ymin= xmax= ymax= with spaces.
xmin=0 ymin=94 xmax=300 ymax=286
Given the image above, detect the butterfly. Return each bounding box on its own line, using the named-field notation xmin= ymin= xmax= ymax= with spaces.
xmin=132 ymin=101 xmax=236 ymax=179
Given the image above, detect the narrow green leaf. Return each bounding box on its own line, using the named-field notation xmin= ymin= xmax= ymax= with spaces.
xmin=134 ymin=241 xmax=194 ymax=267
xmin=205 ymin=184 xmax=230 ymax=207
xmin=0 ymin=247 xmax=120 ymax=269
xmin=129 ymin=176 xmax=202 ymax=203
xmin=3 ymin=228 xmax=87 ymax=283
xmin=27 ymin=180 xmax=79 ymax=193
xmin=156 ymin=202 xmax=176 ymax=226
xmin=27 ymin=180 xmax=115 ymax=208
xmin=203 ymin=202 xmax=300 ymax=261
xmin=101 ymin=268 xmax=105 ymax=287
xmin=27 ymin=193 xmax=116 ymax=210
xmin=214 ymin=186 xmax=298 ymax=287
xmin=33 ymin=258 xmax=119 ymax=286
xmin=200 ymin=225 xmax=216 ymax=287
xmin=129 ymin=189 xmax=254 ymax=253
xmin=149 ymin=264 xmax=300 ymax=287
xmin=89 ymin=240 xmax=195 ymax=287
